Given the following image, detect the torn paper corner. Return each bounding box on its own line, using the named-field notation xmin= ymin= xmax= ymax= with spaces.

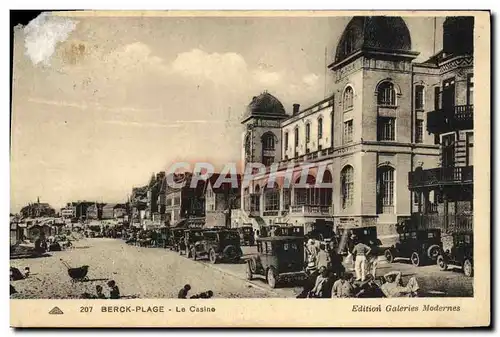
xmin=23 ymin=12 xmax=78 ymax=66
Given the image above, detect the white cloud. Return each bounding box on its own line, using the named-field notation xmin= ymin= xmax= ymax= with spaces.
xmin=302 ymin=73 xmax=320 ymax=86
xmin=252 ymin=70 xmax=282 ymax=86
xmin=24 ymin=13 xmax=78 ymax=65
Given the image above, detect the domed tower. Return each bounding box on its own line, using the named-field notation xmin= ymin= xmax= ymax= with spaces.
xmin=241 ymin=91 xmax=288 ymax=167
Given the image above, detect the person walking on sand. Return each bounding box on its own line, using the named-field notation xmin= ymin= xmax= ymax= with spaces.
xmin=351 ymin=239 xmax=371 ymax=282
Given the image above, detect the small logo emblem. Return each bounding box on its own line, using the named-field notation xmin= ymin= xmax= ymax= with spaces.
xmin=49 ymin=306 xmax=64 ymax=315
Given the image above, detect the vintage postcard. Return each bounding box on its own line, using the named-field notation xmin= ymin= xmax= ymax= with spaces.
xmin=9 ymin=10 xmax=490 ymax=328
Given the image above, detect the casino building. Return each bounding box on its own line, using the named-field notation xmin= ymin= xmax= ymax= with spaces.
xmin=232 ymin=16 xmax=473 ymax=238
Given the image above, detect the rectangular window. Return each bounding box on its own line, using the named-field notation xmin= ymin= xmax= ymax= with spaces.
xmin=294 ymin=128 xmax=299 ymax=147
xmin=442 ymin=134 xmax=456 ymax=167
xmin=467 ymin=74 xmax=474 ymax=106
xmin=415 ymin=85 xmax=425 ymax=110
xmin=466 ymin=132 xmax=474 ymax=166
xmin=265 ymin=191 xmax=279 ymax=211
xmin=343 ymin=120 xmax=353 ymax=144
xmin=284 ymin=132 xmax=289 ymax=150
xmin=318 ymin=119 xmax=323 ymax=139
xmin=306 ymin=124 xmax=310 ymax=143
xmin=415 ymin=119 xmax=424 ymax=143
xmin=377 ymin=117 xmax=395 ymax=141
xmin=263 ymin=156 xmax=274 ymax=167
xmin=434 ymin=86 xmax=441 ymax=110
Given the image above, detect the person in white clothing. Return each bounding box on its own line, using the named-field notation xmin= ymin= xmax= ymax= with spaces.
xmin=351 ymin=239 xmax=372 ymax=282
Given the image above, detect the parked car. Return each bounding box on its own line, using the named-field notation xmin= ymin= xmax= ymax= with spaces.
xmin=281 ymin=226 xmax=304 ymax=237
xmin=182 ymin=228 xmax=206 ymax=256
xmin=384 ymin=227 xmax=442 ymax=266
xmin=237 ymin=225 xmax=255 ymax=246
xmin=436 ymin=230 xmax=473 ymax=277
xmin=305 ymin=221 xmax=334 ymax=242
xmin=336 ymin=225 xmax=381 ymax=255
xmin=246 ymin=236 xmax=306 ymax=288
xmin=191 ymin=230 xmax=243 ymax=263
xmin=167 ymin=228 xmax=185 ymax=252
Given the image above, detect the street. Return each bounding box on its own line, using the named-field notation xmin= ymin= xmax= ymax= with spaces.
xmin=11 ymin=238 xmax=473 ymax=299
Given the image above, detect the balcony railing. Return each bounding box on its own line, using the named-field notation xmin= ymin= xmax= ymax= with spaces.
xmin=427 ymin=104 xmax=473 ymax=134
xmin=289 ymin=204 xmax=331 ymax=215
xmin=409 ymin=166 xmax=473 ymax=189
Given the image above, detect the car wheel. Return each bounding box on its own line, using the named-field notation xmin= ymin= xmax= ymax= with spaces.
xmin=427 ymin=244 xmax=441 ymax=260
xmin=191 ymin=248 xmax=196 ymax=261
xmin=246 ymin=261 xmax=253 ymax=280
xmin=463 ymin=259 xmax=473 ymax=277
xmin=267 ymin=267 xmax=278 ymax=288
xmin=384 ymin=249 xmax=394 ymax=263
xmin=436 ymin=255 xmax=448 ymax=271
xmin=209 ymin=249 xmax=217 ymax=264
xmin=411 ymin=252 xmax=421 ymax=267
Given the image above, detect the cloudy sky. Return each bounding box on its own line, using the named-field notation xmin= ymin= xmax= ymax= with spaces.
xmin=11 ymin=12 xmax=444 ymax=212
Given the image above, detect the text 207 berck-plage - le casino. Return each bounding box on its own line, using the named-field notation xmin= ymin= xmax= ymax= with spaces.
xmin=352 ymin=305 xmax=461 ymax=312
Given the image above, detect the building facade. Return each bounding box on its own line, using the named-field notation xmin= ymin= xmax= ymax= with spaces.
xmin=86 ymin=203 xmax=104 ymax=220
xmin=164 ymin=173 xmax=206 ymax=227
xmin=408 ymin=17 xmax=474 ymax=233
xmin=203 ymin=174 xmax=241 ymax=228
xmin=20 ymin=198 xmax=56 ymax=218
xmin=234 ymin=16 xmax=469 ymax=238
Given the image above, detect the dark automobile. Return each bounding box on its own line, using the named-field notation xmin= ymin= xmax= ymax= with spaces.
xmin=261 ymin=224 xmax=284 ymax=237
xmin=237 ymin=225 xmax=255 ymax=246
xmin=384 ymin=227 xmax=442 ymax=266
xmin=305 ymin=221 xmax=334 ymax=241
xmin=336 ymin=225 xmax=382 ymax=255
xmin=167 ymin=228 xmax=186 ymax=252
xmin=436 ymin=231 xmax=473 ymax=277
xmin=281 ymin=226 xmax=304 ymax=237
xmin=181 ymin=228 xmax=206 ymax=256
xmin=191 ymin=230 xmax=243 ymax=264
xmin=246 ymin=236 xmax=306 ymax=288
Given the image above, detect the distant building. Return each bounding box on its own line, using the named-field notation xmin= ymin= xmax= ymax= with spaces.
xmin=86 ymin=203 xmax=104 ymax=220
xmin=130 ymin=186 xmax=148 ymax=225
xmin=102 ymin=203 xmax=116 ymax=220
xmin=20 ymin=198 xmax=56 ymax=218
xmin=113 ymin=204 xmax=127 ymax=219
xmin=203 ymin=173 xmax=241 ymax=228
xmin=61 ymin=202 xmax=77 ymax=219
xmin=165 ymin=172 xmax=206 ymax=228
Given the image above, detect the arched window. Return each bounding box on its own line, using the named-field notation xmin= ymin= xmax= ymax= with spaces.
xmin=262 ymin=132 xmax=275 ymax=151
xmin=377 ymin=166 xmax=395 ymax=214
xmin=305 ymin=123 xmax=311 ymax=143
xmin=377 ymin=81 xmax=396 ymax=106
xmin=341 ymin=165 xmax=354 ymax=209
xmin=343 ymin=86 xmax=354 ymax=111
xmin=318 ymin=170 xmax=333 ymax=206
xmin=318 ymin=117 xmax=323 ymax=139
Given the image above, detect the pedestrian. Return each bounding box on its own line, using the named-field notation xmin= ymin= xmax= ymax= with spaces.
xmin=178 ymin=284 xmax=191 ymax=299
xmin=316 ymin=243 xmax=330 ymax=271
xmin=107 ymin=280 xmax=120 ymax=299
xmin=95 ymin=285 xmax=106 ymax=299
xmin=355 ymin=274 xmax=385 ymax=298
xmin=380 ymin=271 xmax=420 ymax=298
xmin=367 ymin=244 xmax=379 ymax=277
xmin=328 ymin=241 xmax=345 ymax=280
xmin=331 ymin=272 xmax=355 ymax=298
xmin=310 ymin=266 xmax=329 ymax=298
xmin=351 ymin=239 xmax=372 ymax=282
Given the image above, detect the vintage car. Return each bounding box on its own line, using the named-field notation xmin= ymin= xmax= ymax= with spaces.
xmin=335 ymin=225 xmax=382 ymax=255
xmin=167 ymin=228 xmax=186 ymax=252
xmin=281 ymin=226 xmax=304 ymax=237
xmin=237 ymin=225 xmax=255 ymax=246
xmin=246 ymin=236 xmax=307 ymax=288
xmin=305 ymin=221 xmax=334 ymax=241
xmin=384 ymin=226 xmax=442 ymax=267
xmin=436 ymin=231 xmax=473 ymax=277
xmin=181 ymin=228 xmax=206 ymax=256
xmin=191 ymin=230 xmax=243 ymax=263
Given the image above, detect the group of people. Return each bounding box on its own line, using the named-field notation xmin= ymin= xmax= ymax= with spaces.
xmin=81 ymin=280 xmax=121 ymax=299
xmin=177 ymin=284 xmax=214 ymax=299
xmin=298 ymin=235 xmax=420 ymax=298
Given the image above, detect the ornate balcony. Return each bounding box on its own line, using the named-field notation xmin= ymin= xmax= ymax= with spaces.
xmin=289 ymin=204 xmax=332 ymax=216
xmin=408 ymin=166 xmax=473 ymax=189
xmin=427 ymin=104 xmax=473 ymax=134
xmin=411 ymin=212 xmax=473 ymax=232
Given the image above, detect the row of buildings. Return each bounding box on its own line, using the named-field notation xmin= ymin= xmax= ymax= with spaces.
xmin=60 ymin=202 xmax=128 ymax=222
xmin=118 ymin=15 xmax=475 ymax=239
xmin=231 ymin=16 xmax=474 ymax=237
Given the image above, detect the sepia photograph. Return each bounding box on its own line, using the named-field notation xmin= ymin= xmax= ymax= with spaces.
xmin=8 ymin=9 xmax=490 ymax=328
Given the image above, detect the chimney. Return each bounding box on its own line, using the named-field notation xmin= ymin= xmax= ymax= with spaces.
xmin=292 ymin=104 xmax=300 ymax=115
